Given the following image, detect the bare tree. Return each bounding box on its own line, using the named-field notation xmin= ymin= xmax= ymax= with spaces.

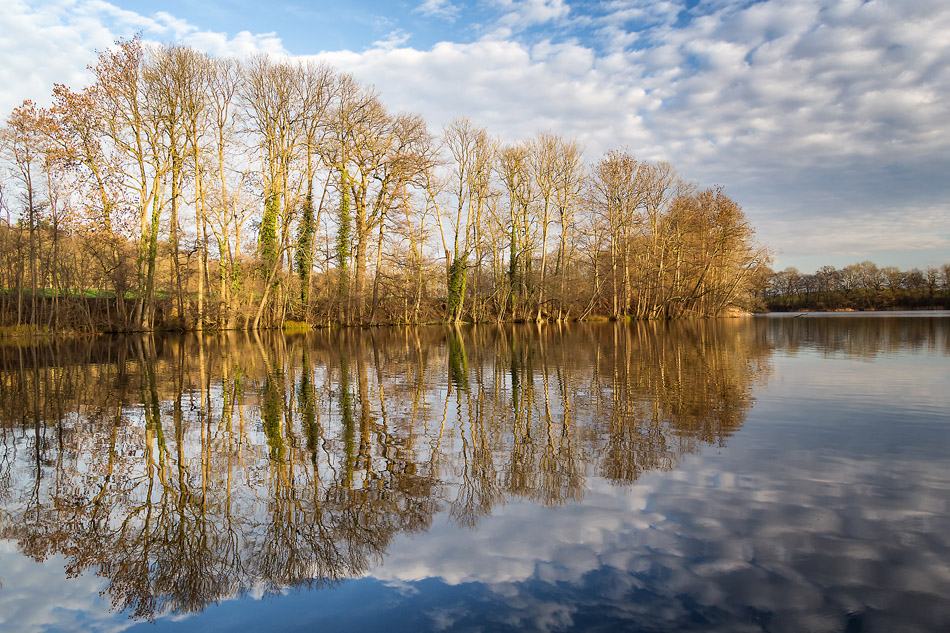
xmin=436 ymin=117 xmax=495 ymax=323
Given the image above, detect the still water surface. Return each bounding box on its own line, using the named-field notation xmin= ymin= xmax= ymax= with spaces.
xmin=0 ymin=317 xmax=948 ymax=632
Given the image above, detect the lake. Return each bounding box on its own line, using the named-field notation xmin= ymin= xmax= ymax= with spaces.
xmin=0 ymin=315 xmax=948 ymax=632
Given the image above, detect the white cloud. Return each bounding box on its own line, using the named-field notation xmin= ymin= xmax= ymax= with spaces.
xmin=183 ymin=29 xmax=288 ymax=58
xmin=415 ymin=0 xmax=460 ymax=21
xmin=0 ymin=0 xmax=289 ymax=115
xmin=372 ymin=29 xmax=412 ymax=50
xmin=493 ymin=0 xmax=571 ymax=31
xmin=0 ymin=0 xmax=113 ymax=113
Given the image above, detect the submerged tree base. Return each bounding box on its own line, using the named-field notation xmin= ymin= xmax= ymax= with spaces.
xmin=1 ymin=302 xmax=762 ymax=336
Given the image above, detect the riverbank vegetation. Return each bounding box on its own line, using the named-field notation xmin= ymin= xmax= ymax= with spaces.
xmin=0 ymin=39 xmax=768 ymax=332
xmin=764 ymin=261 xmax=950 ymax=311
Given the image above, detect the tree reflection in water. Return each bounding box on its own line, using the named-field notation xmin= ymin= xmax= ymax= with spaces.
xmin=0 ymin=321 xmax=771 ymax=620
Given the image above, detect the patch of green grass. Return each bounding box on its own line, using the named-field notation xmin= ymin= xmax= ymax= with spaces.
xmin=282 ymin=320 xmax=311 ymax=332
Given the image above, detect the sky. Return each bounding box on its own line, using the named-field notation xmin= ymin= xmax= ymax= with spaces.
xmin=1 ymin=0 xmax=948 ymax=272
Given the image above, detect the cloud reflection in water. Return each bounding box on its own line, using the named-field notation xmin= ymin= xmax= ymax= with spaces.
xmin=0 ymin=318 xmax=947 ymax=632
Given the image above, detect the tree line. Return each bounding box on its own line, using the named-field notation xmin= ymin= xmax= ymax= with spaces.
xmin=0 ymin=38 xmax=768 ymax=332
xmin=765 ymin=261 xmax=950 ymax=311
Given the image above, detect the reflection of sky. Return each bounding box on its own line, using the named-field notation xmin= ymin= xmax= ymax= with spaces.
xmin=2 ymin=324 xmax=949 ymax=632
xmin=0 ymin=542 xmax=134 ymax=633
xmin=367 ymin=342 xmax=950 ymax=632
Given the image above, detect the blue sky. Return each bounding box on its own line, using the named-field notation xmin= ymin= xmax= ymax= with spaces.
xmin=2 ymin=0 xmax=949 ymax=272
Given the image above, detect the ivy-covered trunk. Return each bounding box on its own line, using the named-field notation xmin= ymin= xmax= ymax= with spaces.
xmin=294 ymin=192 xmax=315 ymax=309
xmin=336 ymin=170 xmax=352 ymax=322
xmin=448 ymin=256 xmax=468 ymax=323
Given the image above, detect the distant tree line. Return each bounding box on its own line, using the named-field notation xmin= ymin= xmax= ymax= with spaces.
xmin=0 ymin=38 xmax=768 ymax=332
xmin=765 ymin=261 xmax=950 ymax=311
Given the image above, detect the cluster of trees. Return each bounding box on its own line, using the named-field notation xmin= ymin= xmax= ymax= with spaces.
xmin=0 ymin=321 xmax=766 ymax=617
xmin=0 ymin=38 xmax=767 ymax=332
xmin=765 ymin=261 xmax=950 ymax=311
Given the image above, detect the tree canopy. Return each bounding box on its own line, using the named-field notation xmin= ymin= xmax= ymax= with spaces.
xmin=0 ymin=38 xmax=769 ymax=331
